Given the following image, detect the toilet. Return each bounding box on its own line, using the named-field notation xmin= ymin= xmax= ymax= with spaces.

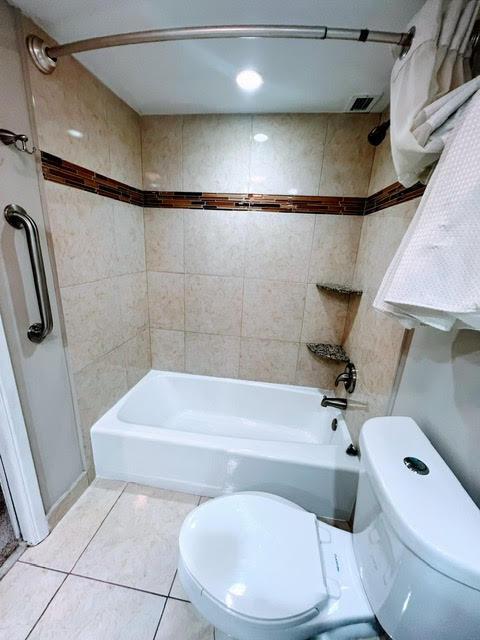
xmin=178 ymin=417 xmax=480 ymax=640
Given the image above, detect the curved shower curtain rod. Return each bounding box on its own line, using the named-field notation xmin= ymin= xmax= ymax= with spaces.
xmin=26 ymin=24 xmax=415 ymax=75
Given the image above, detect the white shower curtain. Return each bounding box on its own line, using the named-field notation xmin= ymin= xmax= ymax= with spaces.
xmin=390 ymin=0 xmax=480 ymax=187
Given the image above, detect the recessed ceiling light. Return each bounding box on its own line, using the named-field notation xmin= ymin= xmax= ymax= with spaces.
xmin=253 ymin=133 xmax=268 ymax=143
xmin=236 ymin=69 xmax=263 ymax=92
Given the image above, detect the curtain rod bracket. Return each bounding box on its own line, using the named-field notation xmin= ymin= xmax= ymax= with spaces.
xmin=26 ymin=24 xmax=415 ymax=76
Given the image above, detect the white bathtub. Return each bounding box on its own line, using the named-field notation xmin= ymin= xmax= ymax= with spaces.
xmin=91 ymin=371 xmax=359 ymax=519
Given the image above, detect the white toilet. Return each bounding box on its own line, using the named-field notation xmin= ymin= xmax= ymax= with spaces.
xmin=178 ymin=417 xmax=480 ymax=640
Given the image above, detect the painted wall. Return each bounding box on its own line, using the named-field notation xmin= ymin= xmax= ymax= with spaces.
xmin=23 ymin=18 xmax=150 ymax=479
xmin=393 ymin=328 xmax=480 ymax=507
xmin=0 ymin=0 xmax=84 ymax=511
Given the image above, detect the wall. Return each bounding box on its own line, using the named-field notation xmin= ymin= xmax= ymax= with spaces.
xmin=142 ymin=114 xmax=378 ymax=385
xmin=393 ymin=328 xmax=480 ymax=507
xmin=340 ymin=117 xmax=420 ymax=441
xmin=0 ymin=0 xmax=84 ymax=512
xmin=23 ymin=19 xmax=150 ymax=479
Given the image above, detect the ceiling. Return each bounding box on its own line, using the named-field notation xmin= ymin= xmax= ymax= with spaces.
xmin=12 ymin=0 xmax=424 ymax=115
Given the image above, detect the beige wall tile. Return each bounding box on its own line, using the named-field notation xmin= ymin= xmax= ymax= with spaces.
xmin=319 ymin=113 xmax=379 ymax=197
xmin=24 ymin=20 xmax=141 ymax=183
xmin=123 ymin=329 xmax=151 ymax=388
xmin=148 ymin=272 xmax=185 ymax=330
xmin=301 ymin=285 xmax=348 ymax=343
xmin=185 ymin=275 xmax=243 ymax=336
xmin=74 ymin=349 xmax=128 ymax=473
xmin=368 ymin=109 xmax=397 ymax=195
xmin=144 ymin=209 xmax=184 ymax=273
xmin=107 ymin=93 xmax=142 ymax=188
xmin=142 ymin=116 xmax=183 ymax=190
xmin=185 ymin=333 xmax=240 ymax=378
xmin=244 ymin=212 xmax=315 ymax=282
xmin=344 ymin=199 xmax=419 ymax=442
xmin=308 ymin=215 xmax=362 ymax=287
xmin=182 ymin=114 xmax=251 ymax=192
xmin=116 ymin=272 xmax=148 ymax=340
xmin=242 ymin=279 xmax=306 ymax=341
xmin=239 ymin=338 xmax=299 ymax=384
xmin=249 ymin=114 xmax=327 ymax=195
xmin=184 ymin=210 xmax=246 ymax=277
xmin=368 ymin=131 xmax=397 ymax=195
xmin=295 ymin=344 xmax=343 ymax=388
xmin=60 ymin=279 xmax=124 ymax=373
xmin=151 ymin=329 xmax=185 ymax=371
xmin=113 ymin=202 xmax=145 ymax=276
xmin=46 ymin=183 xmax=116 ymax=287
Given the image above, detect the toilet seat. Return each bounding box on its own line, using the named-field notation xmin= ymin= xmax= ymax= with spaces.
xmin=178 ymin=492 xmax=377 ymax=640
xmin=179 ymin=493 xmax=328 ymax=622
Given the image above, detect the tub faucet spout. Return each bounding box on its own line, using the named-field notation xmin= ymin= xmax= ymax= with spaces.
xmin=321 ymin=396 xmax=348 ymax=410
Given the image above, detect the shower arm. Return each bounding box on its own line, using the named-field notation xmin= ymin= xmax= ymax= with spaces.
xmin=26 ymin=24 xmax=415 ymax=75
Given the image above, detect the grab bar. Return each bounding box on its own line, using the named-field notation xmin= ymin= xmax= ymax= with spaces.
xmin=4 ymin=204 xmax=53 ymax=343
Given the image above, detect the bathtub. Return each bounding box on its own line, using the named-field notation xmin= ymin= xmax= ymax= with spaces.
xmin=91 ymin=370 xmax=359 ymax=520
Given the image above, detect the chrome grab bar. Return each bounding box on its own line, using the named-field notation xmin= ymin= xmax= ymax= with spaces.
xmin=4 ymin=204 xmax=53 ymax=343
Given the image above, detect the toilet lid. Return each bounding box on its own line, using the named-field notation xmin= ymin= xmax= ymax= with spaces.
xmin=179 ymin=493 xmax=328 ymax=621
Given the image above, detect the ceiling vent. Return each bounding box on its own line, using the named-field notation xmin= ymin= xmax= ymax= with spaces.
xmin=345 ymin=95 xmax=380 ymax=113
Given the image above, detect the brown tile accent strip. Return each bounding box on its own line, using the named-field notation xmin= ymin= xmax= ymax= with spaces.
xmin=41 ymin=151 xmax=144 ymax=206
xmin=144 ymin=190 xmax=366 ymax=215
xmin=41 ymin=151 xmax=424 ymax=215
xmin=364 ymin=181 xmax=425 ymax=214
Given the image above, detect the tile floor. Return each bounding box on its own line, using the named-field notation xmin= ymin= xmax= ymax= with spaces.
xmin=0 ymin=480 xmax=214 ymax=640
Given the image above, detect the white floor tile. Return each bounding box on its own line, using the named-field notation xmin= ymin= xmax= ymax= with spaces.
xmin=73 ymin=484 xmax=197 ymax=595
xmin=22 ymin=479 xmax=125 ymax=572
xmin=0 ymin=562 xmax=65 ymax=640
xmin=170 ymin=572 xmax=189 ymax=601
xmin=155 ymin=598 xmax=213 ymax=640
xmin=28 ymin=574 xmax=164 ymax=640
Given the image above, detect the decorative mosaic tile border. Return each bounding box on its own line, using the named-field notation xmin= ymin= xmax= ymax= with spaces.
xmin=364 ymin=181 xmax=425 ymax=214
xmin=41 ymin=151 xmax=425 ymax=215
xmin=41 ymin=152 xmax=144 ymax=206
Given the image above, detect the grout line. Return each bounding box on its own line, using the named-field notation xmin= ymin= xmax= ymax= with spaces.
xmin=316 ymin=114 xmax=329 ymax=196
xmin=70 ymin=483 xmax=127 ymax=574
xmin=152 ymin=596 xmax=169 ymax=639
xmin=17 ymin=560 xmax=68 ymax=575
xmin=70 ymin=571 xmax=169 ymax=599
xmin=25 ymin=572 xmax=69 ymax=639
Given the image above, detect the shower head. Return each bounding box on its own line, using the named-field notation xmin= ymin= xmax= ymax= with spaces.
xmin=368 ymin=119 xmax=390 ymax=146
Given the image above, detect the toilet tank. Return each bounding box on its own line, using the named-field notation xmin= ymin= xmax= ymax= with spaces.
xmin=353 ymin=417 xmax=480 ymax=640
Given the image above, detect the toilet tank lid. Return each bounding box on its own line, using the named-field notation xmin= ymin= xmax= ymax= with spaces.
xmin=360 ymin=417 xmax=480 ymax=591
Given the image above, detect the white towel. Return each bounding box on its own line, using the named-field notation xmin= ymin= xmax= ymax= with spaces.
xmin=373 ymin=89 xmax=480 ymax=332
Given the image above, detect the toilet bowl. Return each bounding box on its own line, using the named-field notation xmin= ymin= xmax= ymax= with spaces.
xmin=178 ymin=417 xmax=480 ymax=640
xmin=178 ymin=492 xmax=379 ymax=640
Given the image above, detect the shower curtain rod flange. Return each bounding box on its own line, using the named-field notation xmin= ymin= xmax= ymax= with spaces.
xmin=26 ymin=24 xmax=415 ymax=75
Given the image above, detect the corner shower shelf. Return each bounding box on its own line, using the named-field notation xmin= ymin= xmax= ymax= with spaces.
xmin=307 ymin=343 xmax=350 ymax=362
xmin=316 ymin=283 xmax=362 ymax=296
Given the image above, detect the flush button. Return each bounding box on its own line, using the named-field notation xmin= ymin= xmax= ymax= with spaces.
xmin=404 ymin=457 xmax=429 ymax=475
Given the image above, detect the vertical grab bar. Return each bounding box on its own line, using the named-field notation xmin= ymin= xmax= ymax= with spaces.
xmin=4 ymin=204 xmax=53 ymax=343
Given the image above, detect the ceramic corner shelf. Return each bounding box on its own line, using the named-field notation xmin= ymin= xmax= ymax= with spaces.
xmin=306 ymin=343 xmax=350 ymax=362
xmin=316 ymin=283 xmax=363 ymax=296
